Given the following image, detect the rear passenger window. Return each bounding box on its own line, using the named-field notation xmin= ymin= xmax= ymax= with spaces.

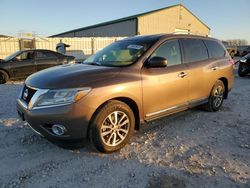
xmin=36 ymin=51 xmax=57 ymax=59
xmin=150 ymin=39 xmax=182 ymax=66
xmin=182 ymin=39 xmax=208 ymax=63
xmin=204 ymin=40 xmax=226 ymax=58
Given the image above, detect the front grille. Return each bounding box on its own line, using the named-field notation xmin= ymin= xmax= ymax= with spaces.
xmin=22 ymin=85 xmax=37 ymax=104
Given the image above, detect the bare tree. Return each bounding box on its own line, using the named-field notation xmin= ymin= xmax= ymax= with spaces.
xmin=225 ymin=39 xmax=248 ymax=46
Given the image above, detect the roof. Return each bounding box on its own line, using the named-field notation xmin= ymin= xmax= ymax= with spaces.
xmin=50 ymin=4 xmax=210 ymax=37
xmin=123 ymin=34 xmax=166 ymax=41
xmin=122 ymin=34 xmax=218 ymax=43
xmin=0 ymin=34 xmax=11 ymax=38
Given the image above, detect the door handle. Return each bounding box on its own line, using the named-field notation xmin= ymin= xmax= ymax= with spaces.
xmin=178 ymin=72 xmax=188 ymax=78
xmin=211 ymin=66 xmax=218 ymax=71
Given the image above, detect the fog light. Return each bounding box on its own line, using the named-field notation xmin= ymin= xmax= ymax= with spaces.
xmin=51 ymin=124 xmax=66 ymax=136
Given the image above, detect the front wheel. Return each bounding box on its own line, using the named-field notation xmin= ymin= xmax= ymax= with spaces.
xmin=90 ymin=100 xmax=135 ymax=153
xmin=238 ymin=63 xmax=248 ymax=77
xmin=0 ymin=70 xmax=9 ymax=84
xmin=202 ymin=80 xmax=225 ymax=112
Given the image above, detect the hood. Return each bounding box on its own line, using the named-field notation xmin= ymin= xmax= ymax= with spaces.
xmin=26 ymin=64 xmax=121 ymax=89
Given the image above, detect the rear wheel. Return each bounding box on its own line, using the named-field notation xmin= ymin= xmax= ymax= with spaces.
xmin=90 ymin=100 xmax=135 ymax=153
xmin=202 ymin=80 xmax=225 ymax=112
xmin=0 ymin=70 xmax=9 ymax=84
xmin=238 ymin=63 xmax=248 ymax=77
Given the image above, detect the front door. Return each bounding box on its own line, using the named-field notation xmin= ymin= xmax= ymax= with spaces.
xmin=141 ymin=39 xmax=189 ymax=120
xmin=11 ymin=51 xmax=36 ymax=78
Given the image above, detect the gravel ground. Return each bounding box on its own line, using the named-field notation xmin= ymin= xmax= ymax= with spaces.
xmin=0 ymin=70 xmax=249 ymax=188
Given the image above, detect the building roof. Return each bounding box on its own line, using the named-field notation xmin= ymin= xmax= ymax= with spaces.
xmin=0 ymin=34 xmax=11 ymax=38
xmin=50 ymin=4 xmax=210 ymax=37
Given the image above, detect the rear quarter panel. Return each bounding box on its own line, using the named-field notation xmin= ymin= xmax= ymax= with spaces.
xmin=202 ymin=57 xmax=234 ymax=97
xmin=217 ymin=58 xmax=234 ymax=91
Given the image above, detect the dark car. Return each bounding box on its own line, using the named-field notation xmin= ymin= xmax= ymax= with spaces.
xmin=238 ymin=53 xmax=250 ymax=77
xmin=16 ymin=34 xmax=234 ymax=153
xmin=0 ymin=49 xmax=75 ymax=83
xmin=240 ymin=46 xmax=250 ymax=57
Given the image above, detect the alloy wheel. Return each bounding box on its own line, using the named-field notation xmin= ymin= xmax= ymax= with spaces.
xmin=100 ymin=111 xmax=130 ymax=147
xmin=213 ymin=85 xmax=224 ymax=108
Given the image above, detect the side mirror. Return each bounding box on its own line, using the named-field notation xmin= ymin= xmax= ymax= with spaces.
xmin=147 ymin=56 xmax=168 ymax=68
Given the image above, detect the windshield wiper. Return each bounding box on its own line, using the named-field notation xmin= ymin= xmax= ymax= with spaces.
xmin=84 ymin=62 xmax=102 ymax=66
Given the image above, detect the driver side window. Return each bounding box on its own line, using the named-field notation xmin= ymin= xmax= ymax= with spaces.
xmin=16 ymin=51 xmax=34 ymax=61
xmin=151 ymin=39 xmax=182 ymax=66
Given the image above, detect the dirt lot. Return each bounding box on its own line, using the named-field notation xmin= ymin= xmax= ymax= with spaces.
xmin=0 ymin=71 xmax=249 ymax=188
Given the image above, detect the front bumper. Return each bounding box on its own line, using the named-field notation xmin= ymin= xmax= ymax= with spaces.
xmin=16 ymin=98 xmax=91 ymax=141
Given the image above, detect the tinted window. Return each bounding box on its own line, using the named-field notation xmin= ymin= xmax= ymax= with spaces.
xmin=204 ymin=40 xmax=226 ymax=58
xmin=36 ymin=51 xmax=57 ymax=59
xmin=150 ymin=39 xmax=182 ymax=66
xmin=182 ymin=39 xmax=208 ymax=63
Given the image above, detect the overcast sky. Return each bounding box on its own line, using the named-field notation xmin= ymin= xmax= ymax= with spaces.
xmin=0 ymin=0 xmax=249 ymax=43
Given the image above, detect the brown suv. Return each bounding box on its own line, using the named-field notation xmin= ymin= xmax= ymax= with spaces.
xmin=16 ymin=34 xmax=234 ymax=153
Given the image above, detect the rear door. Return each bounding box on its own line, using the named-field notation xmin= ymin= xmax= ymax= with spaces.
xmin=11 ymin=51 xmax=36 ymax=78
xmin=204 ymin=39 xmax=232 ymax=88
xmin=180 ymin=38 xmax=218 ymax=103
xmin=142 ymin=39 xmax=189 ymax=120
xmin=35 ymin=51 xmax=59 ymax=71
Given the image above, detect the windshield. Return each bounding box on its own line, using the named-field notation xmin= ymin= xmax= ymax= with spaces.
xmin=4 ymin=51 xmax=22 ymax=61
xmin=83 ymin=40 xmax=154 ymax=67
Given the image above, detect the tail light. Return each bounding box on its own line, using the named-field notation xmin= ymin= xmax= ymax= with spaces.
xmin=229 ymin=58 xmax=235 ymax=65
xmin=229 ymin=58 xmax=235 ymax=69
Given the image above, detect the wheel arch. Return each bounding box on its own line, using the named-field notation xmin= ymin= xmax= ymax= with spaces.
xmin=218 ymin=77 xmax=228 ymax=99
xmin=87 ymin=97 xmax=141 ymax=139
xmin=112 ymin=97 xmax=140 ymax=131
xmin=0 ymin=68 xmax=10 ymax=78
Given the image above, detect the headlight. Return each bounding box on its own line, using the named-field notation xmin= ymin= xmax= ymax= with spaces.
xmin=68 ymin=60 xmax=75 ymax=64
xmin=31 ymin=87 xmax=91 ymax=108
xmin=240 ymin=58 xmax=247 ymax=63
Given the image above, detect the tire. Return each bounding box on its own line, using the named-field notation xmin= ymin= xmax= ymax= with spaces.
xmin=238 ymin=63 xmax=248 ymax=77
xmin=89 ymin=100 xmax=135 ymax=153
xmin=202 ymin=80 xmax=225 ymax=112
xmin=0 ymin=70 xmax=9 ymax=84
